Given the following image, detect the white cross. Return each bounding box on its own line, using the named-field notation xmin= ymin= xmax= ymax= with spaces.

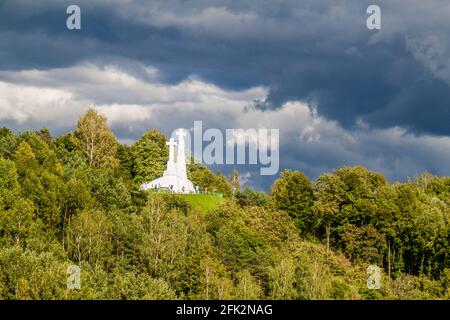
xmin=166 ymin=138 xmax=177 ymax=147
xmin=175 ymin=128 xmax=187 ymax=138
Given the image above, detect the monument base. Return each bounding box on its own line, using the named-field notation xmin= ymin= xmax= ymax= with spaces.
xmin=140 ymin=129 xmax=197 ymax=194
xmin=141 ymin=175 xmax=195 ymax=194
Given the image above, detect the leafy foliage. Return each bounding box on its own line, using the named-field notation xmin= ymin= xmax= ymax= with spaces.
xmin=74 ymin=108 xmax=118 ymax=168
xmin=0 ymin=111 xmax=448 ymax=300
xmin=130 ymin=130 xmax=168 ymax=184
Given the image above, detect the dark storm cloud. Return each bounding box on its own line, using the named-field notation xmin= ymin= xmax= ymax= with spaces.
xmin=1 ymin=0 xmax=449 ymax=136
xmin=1 ymin=0 xmax=450 ymax=189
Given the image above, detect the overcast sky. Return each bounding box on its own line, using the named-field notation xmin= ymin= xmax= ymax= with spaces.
xmin=1 ymin=0 xmax=450 ymax=190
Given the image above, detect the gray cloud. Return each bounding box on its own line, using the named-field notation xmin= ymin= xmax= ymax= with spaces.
xmin=1 ymin=0 xmax=450 ymax=189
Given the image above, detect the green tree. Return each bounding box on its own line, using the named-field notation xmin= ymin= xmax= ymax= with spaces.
xmin=235 ymin=188 xmax=268 ymax=207
xmin=62 ymin=175 xmax=94 ymax=222
xmin=269 ymin=257 xmax=296 ymax=299
xmin=234 ymin=270 xmax=262 ymax=299
xmin=313 ymin=173 xmax=346 ymax=253
xmin=188 ymin=164 xmax=232 ymax=196
xmin=199 ymin=256 xmax=235 ymax=300
xmin=0 ymin=246 xmax=68 ymax=300
xmin=55 ymin=133 xmax=86 ymax=169
xmin=19 ymin=131 xmax=58 ymax=172
xmin=36 ymin=128 xmax=54 ymax=149
xmin=66 ymin=209 xmax=113 ymax=266
xmin=0 ymin=127 xmax=19 ymax=160
xmin=74 ymin=108 xmax=118 ymax=168
xmin=107 ymin=272 xmax=177 ymax=300
xmin=20 ymin=171 xmax=64 ymax=229
xmin=136 ymin=194 xmax=188 ymax=280
xmin=270 ymin=170 xmax=314 ymax=238
xmin=88 ymin=168 xmax=132 ymax=210
xmin=0 ymin=198 xmax=39 ymax=247
xmin=15 ymin=141 xmax=38 ymax=174
xmin=341 ymin=225 xmax=386 ymax=264
xmin=0 ymin=158 xmax=20 ymax=209
xmin=130 ymin=130 xmax=168 ymax=184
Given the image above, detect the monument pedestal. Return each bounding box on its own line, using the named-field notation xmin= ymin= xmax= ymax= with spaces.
xmin=140 ymin=130 xmax=196 ymax=194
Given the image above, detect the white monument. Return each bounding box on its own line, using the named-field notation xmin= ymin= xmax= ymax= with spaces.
xmin=140 ymin=129 xmax=196 ymax=193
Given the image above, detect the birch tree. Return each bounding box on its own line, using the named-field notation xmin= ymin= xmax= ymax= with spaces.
xmin=75 ymin=108 xmax=118 ymax=168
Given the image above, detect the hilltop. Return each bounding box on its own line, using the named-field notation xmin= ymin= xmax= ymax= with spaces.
xmin=0 ymin=109 xmax=448 ymax=300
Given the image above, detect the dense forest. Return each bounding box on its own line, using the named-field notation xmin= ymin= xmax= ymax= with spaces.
xmin=0 ymin=109 xmax=448 ymax=300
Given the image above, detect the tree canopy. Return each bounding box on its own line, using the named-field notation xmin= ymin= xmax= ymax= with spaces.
xmin=0 ymin=110 xmax=448 ymax=300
